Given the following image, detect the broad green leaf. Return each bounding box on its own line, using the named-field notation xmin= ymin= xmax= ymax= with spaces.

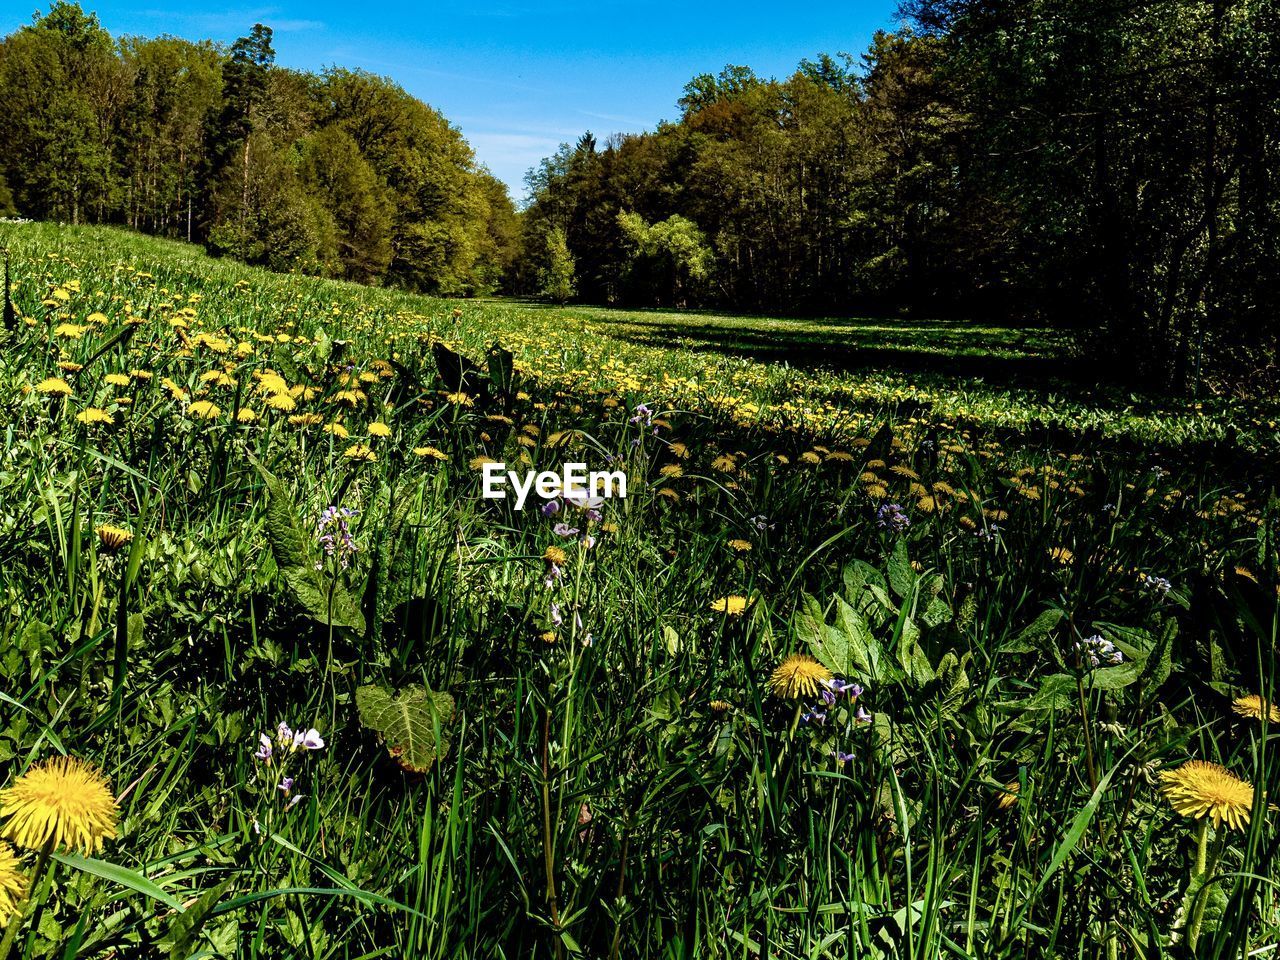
xmin=886 ymin=540 xmax=915 ymax=601
xmin=1003 ymin=607 xmax=1064 ymax=654
xmin=356 ymin=684 xmax=454 ymax=773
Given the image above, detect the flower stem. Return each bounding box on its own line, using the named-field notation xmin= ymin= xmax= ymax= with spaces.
xmin=1188 ymin=818 xmax=1212 ymax=950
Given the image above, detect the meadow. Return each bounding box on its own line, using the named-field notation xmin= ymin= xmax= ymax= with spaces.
xmin=0 ymin=220 xmax=1276 ymax=959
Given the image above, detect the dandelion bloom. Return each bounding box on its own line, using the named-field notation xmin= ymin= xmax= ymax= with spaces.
xmin=0 ymin=757 xmax=119 ymax=854
xmin=709 ymin=596 xmax=749 ymax=617
xmin=413 ymin=446 xmax=447 ymax=461
xmin=95 ymin=524 xmax=133 ymax=552
xmin=187 ymin=400 xmax=221 ymax=420
xmin=1048 ymin=547 xmax=1074 ymax=565
xmin=543 ymin=546 xmax=568 ymax=566
xmin=344 ymin=443 xmax=377 ymax=462
xmin=1232 ymin=695 xmax=1280 ymax=724
xmin=1159 ymin=760 xmax=1253 ymax=831
xmin=103 ymin=373 xmax=131 ymax=388
xmin=323 ymin=422 xmax=350 ymax=439
xmin=265 ymin=393 xmax=296 ymax=412
xmin=727 ymin=539 xmax=752 ymax=553
xmin=35 ymin=377 xmax=73 ymax=396
xmin=367 ymin=421 xmax=392 ymax=437
xmin=997 ymin=781 xmax=1021 ymax=811
xmin=236 ymin=407 xmax=258 ymax=423
xmin=0 ymin=842 xmax=26 ymax=923
xmin=767 ymin=654 xmax=833 ymax=700
xmin=75 ymin=408 xmax=113 ymax=426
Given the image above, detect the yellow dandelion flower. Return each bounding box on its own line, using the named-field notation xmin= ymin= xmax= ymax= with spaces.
xmin=445 ymin=392 xmax=474 ymax=407
xmin=344 ymin=443 xmax=377 ymax=462
xmin=1232 ymin=695 xmax=1280 ymax=724
xmin=75 ymin=408 xmax=113 ymax=426
xmin=800 ymin=451 xmax=822 ymax=465
xmin=35 ymin=377 xmax=73 ymax=396
xmin=1160 ymin=760 xmax=1253 ymax=831
xmin=470 ymin=455 xmax=496 ymax=469
xmin=95 ymin=524 xmax=133 ymax=552
xmin=53 ymin=323 xmax=87 ymax=339
xmin=324 ymin=422 xmax=350 ymax=439
xmin=161 ymin=378 xmax=188 ymax=402
xmin=187 ymin=400 xmax=220 ymax=420
xmin=103 ymin=373 xmax=131 ymax=388
xmin=766 ymin=653 xmax=833 ymax=700
xmin=709 ymin=596 xmax=749 ymax=617
xmin=659 ymin=464 xmax=684 ymax=479
xmin=266 ymin=392 xmax=297 ymax=412
xmin=997 ymin=781 xmax=1021 ymax=811
xmin=0 ymin=757 xmax=119 ymax=855
xmin=332 ymin=389 xmax=366 ymax=406
xmin=0 ymin=841 xmax=26 ymax=924
xmin=727 ymin=539 xmax=752 ymax=553
xmin=236 ymin=407 xmax=258 ymax=423
xmin=1048 ymin=547 xmax=1074 ymax=566
xmin=368 ymin=421 xmax=392 ymax=438
xmin=413 ymin=446 xmax=448 ymax=461
xmin=543 ymin=546 xmax=568 ymax=566
xmin=711 ymin=454 xmax=737 ymax=472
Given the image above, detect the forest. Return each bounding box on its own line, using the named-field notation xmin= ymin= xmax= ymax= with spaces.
xmin=0 ymin=4 xmax=520 ymax=295
xmin=516 ymin=1 xmax=1280 ymax=393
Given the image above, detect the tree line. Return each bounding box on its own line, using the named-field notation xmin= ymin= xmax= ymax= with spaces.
xmin=2 ymin=1 xmax=1276 ymax=390
xmin=0 ymin=3 xmax=519 ymax=294
xmin=515 ymin=1 xmax=1280 ymax=391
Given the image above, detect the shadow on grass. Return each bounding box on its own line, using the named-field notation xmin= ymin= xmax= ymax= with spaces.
xmin=505 ymin=299 xmax=1080 ymax=386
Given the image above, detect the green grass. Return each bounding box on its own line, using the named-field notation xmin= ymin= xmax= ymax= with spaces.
xmin=0 ymin=221 xmax=1276 ymax=959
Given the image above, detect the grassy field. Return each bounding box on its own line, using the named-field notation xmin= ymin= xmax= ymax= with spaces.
xmin=0 ymin=221 xmax=1276 ymax=959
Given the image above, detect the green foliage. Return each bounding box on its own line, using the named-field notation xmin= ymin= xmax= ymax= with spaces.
xmin=250 ymin=454 xmax=366 ymax=634
xmin=0 ymin=7 xmax=518 ymax=294
xmin=0 ymin=200 xmax=1276 ymax=960
xmin=539 ymin=226 xmax=575 ymax=303
xmin=355 ymin=684 xmax=454 ymax=773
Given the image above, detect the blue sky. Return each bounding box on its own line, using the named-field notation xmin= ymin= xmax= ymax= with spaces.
xmin=2 ymin=1 xmax=904 ymax=201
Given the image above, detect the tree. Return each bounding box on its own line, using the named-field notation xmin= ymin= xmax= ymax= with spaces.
xmin=616 ymin=211 xmax=714 ymax=306
xmin=540 ymin=228 xmax=576 ymax=303
xmin=300 ymin=126 xmax=393 ymax=282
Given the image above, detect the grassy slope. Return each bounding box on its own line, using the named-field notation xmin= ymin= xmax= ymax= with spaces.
xmin=0 ymin=221 xmax=1275 ymax=958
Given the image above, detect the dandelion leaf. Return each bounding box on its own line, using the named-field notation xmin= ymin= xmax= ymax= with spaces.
xmin=248 ymin=453 xmax=366 ymax=635
xmin=1002 ymin=607 xmax=1064 ymax=655
xmin=886 ymin=540 xmax=915 ymax=601
xmin=487 ymin=341 xmax=514 ymax=397
xmin=356 ymin=683 xmax=454 ymax=774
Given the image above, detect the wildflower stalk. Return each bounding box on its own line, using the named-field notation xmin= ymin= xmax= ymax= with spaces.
xmin=1187 ymin=818 xmax=1216 ymax=950
xmin=541 ymin=706 xmax=563 ymax=960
